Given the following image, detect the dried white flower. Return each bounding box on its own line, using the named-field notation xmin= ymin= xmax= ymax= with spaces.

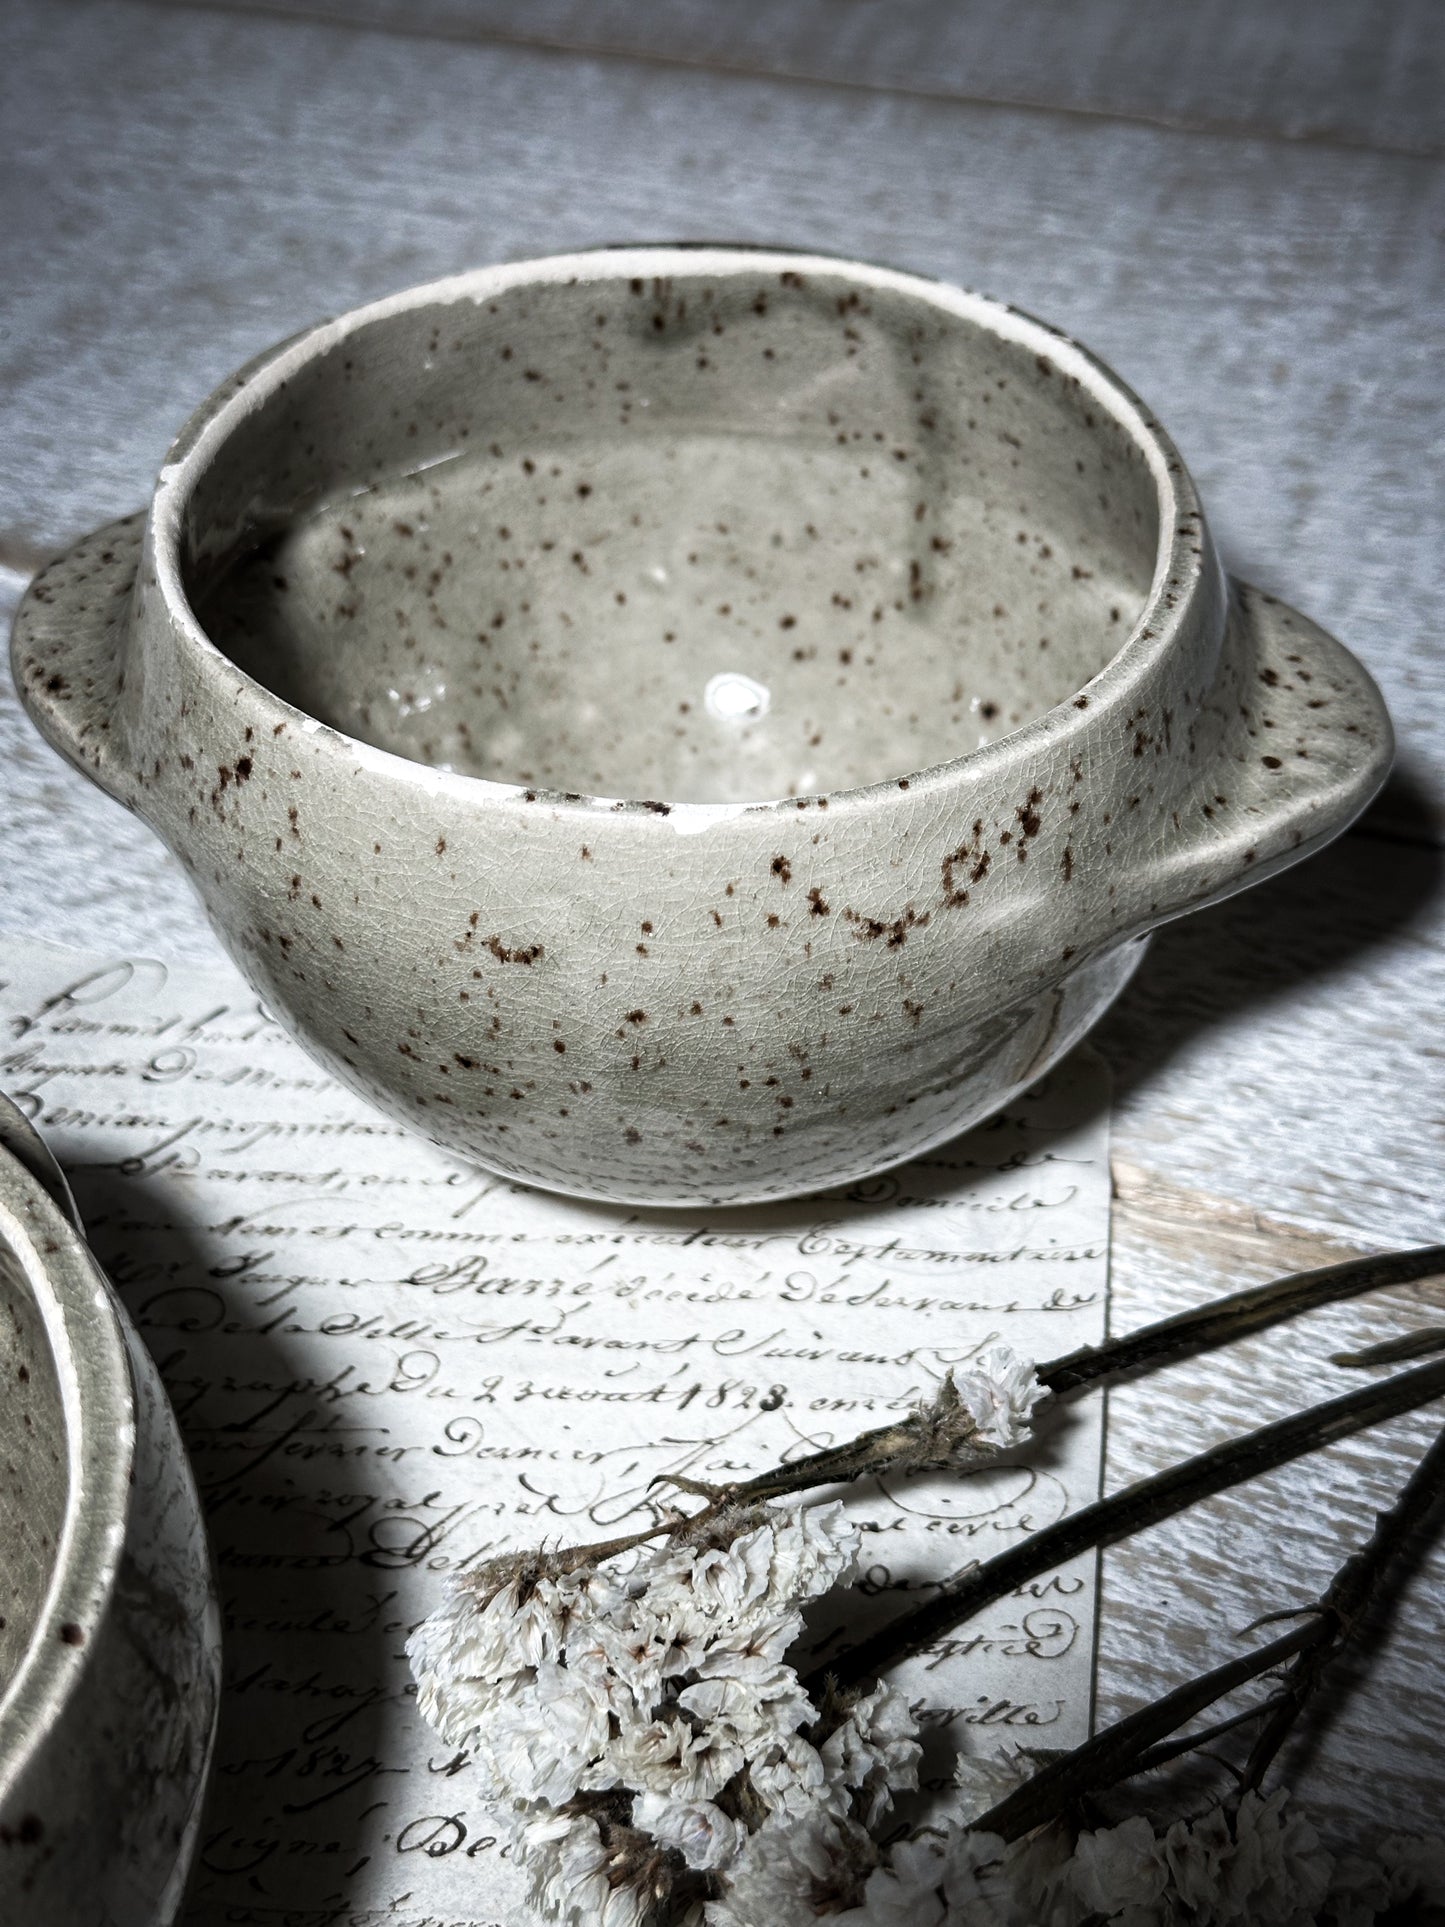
xmin=764 ymin=1501 xmax=867 ymax=1599
xmin=1069 ymin=1813 xmax=1171 ymax=1919
xmin=408 ymin=1561 xmax=625 ymax=1750
xmin=1321 ymin=1830 xmax=1445 ymax=1926
xmin=1379 ymin=1829 xmax=1445 ymax=1906
xmin=519 ymin=1811 xmax=653 ymax=1927
xmin=688 ymin=1606 xmax=807 ymax=1681
xmin=819 ymin=1681 xmax=921 ymax=1828
xmin=942 ymin=1821 xmax=1078 ymax=1927
xmin=1162 ymin=1787 xmax=1332 ymax=1926
xmin=848 ymin=1834 xmax=949 ymax=1927
xmin=706 ymin=1807 xmax=878 ymax=1925
xmin=950 ymin=1742 xmax=1040 ymax=1820
xmin=1235 ymin=1788 xmax=1333 ymax=1924
xmin=609 ymin=1713 xmax=742 ymax=1805
xmin=468 ymin=1663 xmax=611 ymax=1806
xmin=1324 ymin=1853 xmax=1392 ymax=1927
xmin=632 ymin=1793 xmax=747 ymax=1873
xmin=404 ymin=1341 xmax=1051 ymax=1927
xmin=952 ymin=1345 xmax=1049 ymax=1453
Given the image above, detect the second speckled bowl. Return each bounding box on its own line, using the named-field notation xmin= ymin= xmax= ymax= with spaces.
xmin=12 ymin=247 xmax=1391 ymax=1203
xmin=0 ymin=1097 xmax=219 ymax=1924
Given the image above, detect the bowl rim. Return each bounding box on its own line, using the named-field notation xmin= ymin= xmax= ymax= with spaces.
xmin=147 ymin=243 xmax=1208 ymax=824
xmin=0 ymin=1137 xmax=134 ymax=1799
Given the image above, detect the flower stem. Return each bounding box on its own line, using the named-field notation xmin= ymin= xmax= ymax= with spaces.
xmin=969 ymin=1410 xmax=1445 ymax=1841
xmin=1040 ymin=1246 xmax=1445 ymax=1396
xmin=1123 ymin=1697 xmax=1285 ymax=1780
xmin=813 ymin=1353 xmax=1445 ymax=1694
xmin=490 ymin=1248 xmax=1445 ymax=1586
xmin=672 ymin=1247 xmax=1445 ymax=1516
xmin=1237 ymin=1412 xmax=1445 ymax=1793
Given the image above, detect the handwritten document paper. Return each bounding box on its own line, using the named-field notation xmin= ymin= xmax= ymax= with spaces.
xmin=0 ymin=938 xmax=1112 ymax=1927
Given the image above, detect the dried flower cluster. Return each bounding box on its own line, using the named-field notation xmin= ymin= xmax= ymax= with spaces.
xmin=830 ymin=1753 xmax=1445 ymax=1927
xmin=408 ymin=1499 xmax=916 ymax=1923
xmin=407 ymin=1351 xmax=1044 ymax=1924
xmin=406 ymin=1333 xmax=1445 ymax=1926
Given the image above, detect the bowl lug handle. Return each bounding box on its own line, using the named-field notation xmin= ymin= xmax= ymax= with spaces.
xmin=1127 ymin=581 xmax=1393 ymax=933
xmin=9 ymin=514 xmax=146 ymax=807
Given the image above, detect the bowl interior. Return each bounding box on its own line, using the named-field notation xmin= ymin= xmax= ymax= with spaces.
xmin=0 ymin=1236 xmax=68 ymax=1696
xmin=186 ymin=258 xmax=1161 ymax=804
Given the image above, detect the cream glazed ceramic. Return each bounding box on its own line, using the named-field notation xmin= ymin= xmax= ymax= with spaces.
xmin=12 ymin=247 xmax=1392 ymax=1205
xmin=0 ymin=1096 xmax=220 ymax=1924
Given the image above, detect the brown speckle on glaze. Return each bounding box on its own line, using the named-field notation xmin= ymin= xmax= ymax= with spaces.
xmin=485 ymin=936 xmax=543 ymax=966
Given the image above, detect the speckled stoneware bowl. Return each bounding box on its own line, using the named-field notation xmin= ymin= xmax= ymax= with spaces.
xmin=12 ymin=247 xmax=1391 ymax=1205
xmin=0 ymin=1096 xmax=219 ymax=1924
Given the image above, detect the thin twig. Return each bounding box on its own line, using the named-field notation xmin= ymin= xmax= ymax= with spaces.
xmin=1238 ymin=1415 xmax=1445 ymax=1792
xmin=971 ymin=1620 xmax=1326 ymax=1841
xmin=1122 ymin=1698 xmax=1287 ymax=1781
xmin=813 ymin=1354 xmax=1445 ymax=1693
xmin=1333 ymin=1327 xmax=1445 ymax=1369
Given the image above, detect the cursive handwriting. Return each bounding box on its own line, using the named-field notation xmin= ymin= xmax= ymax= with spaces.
xmin=0 ymin=941 xmax=1113 ymax=1924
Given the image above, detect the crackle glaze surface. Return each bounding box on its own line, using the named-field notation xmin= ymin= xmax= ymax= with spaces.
xmin=0 ymin=1099 xmax=220 ymax=1925
xmin=11 ymin=248 xmax=1393 ymax=1204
